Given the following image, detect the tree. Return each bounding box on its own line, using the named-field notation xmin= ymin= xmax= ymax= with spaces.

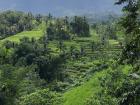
xmin=35 ymin=14 xmax=42 ymax=23
xmin=47 ymin=23 xmax=55 ymax=40
xmin=95 ymin=1 xmax=140 ymax=105
xmin=58 ymin=41 xmax=64 ymax=52
xmin=46 ymin=20 xmax=70 ymax=40
xmin=0 ymin=11 xmax=35 ymax=38
xmin=48 ymin=13 xmax=53 ymax=20
xmin=35 ymin=55 xmax=64 ymax=82
xmin=91 ymin=41 xmax=95 ymax=52
xmin=70 ymin=16 xmax=90 ymax=37
xmin=116 ymin=0 xmax=140 ymax=63
xmin=80 ymin=45 xmax=85 ymax=56
xmin=70 ymin=46 xmax=75 ymax=56
xmin=0 ymin=65 xmax=17 ymax=105
xmin=0 ymin=64 xmax=46 ymax=105
xmin=18 ymin=89 xmax=62 ymax=105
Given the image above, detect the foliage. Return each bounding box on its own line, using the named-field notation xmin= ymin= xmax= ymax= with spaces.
xmin=46 ymin=19 xmax=71 ymax=40
xmin=0 ymin=11 xmax=36 ymax=39
xmin=18 ymin=89 xmax=63 ymax=105
xmin=70 ymin=16 xmax=90 ymax=37
xmin=0 ymin=65 xmax=45 ymax=105
xmin=46 ymin=16 xmax=90 ymax=40
xmin=116 ymin=0 xmax=140 ymax=63
xmin=0 ymin=9 xmax=129 ymax=105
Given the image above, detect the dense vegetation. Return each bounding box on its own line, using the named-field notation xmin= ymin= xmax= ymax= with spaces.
xmin=46 ymin=16 xmax=90 ymax=40
xmin=0 ymin=11 xmax=37 ymax=39
xmin=85 ymin=0 xmax=140 ymax=105
xmin=0 ymin=0 xmax=140 ymax=105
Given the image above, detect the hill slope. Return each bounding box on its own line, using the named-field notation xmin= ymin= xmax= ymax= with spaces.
xmin=63 ymin=63 xmax=132 ymax=105
xmin=0 ymin=21 xmax=46 ymax=44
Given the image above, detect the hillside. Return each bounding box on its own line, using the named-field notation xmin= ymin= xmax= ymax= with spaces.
xmin=0 ymin=19 xmax=123 ymax=104
xmin=0 ymin=3 xmax=140 ymax=105
xmin=0 ymin=21 xmax=46 ymax=44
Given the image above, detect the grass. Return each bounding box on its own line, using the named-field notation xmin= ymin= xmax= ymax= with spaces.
xmin=109 ymin=39 xmax=119 ymax=45
xmin=0 ymin=31 xmax=43 ymax=43
xmin=63 ymin=69 xmax=107 ymax=105
xmin=0 ymin=21 xmax=46 ymax=44
xmin=63 ymin=64 xmax=132 ymax=105
xmin=0 ymin=22 xmax=126 ymax=105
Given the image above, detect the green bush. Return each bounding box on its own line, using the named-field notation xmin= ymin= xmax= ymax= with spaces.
xmin=18 ymin=89 xmax=63 ymax=105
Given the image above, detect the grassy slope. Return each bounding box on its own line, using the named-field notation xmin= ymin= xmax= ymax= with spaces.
xmin=0 ymin=20 xmax=126 ymax=105
xmin=0 ymin=21 xmax=46 ymax=44
xmin=63 ymin=69 xmax=107 ymax=105
xmin=0 ymin=31 xmax=43 ymax=43
xmin=62 ymin=31 xmax=126 ymax=105
xmin=63 ymin=64 xmax=132 ymax=105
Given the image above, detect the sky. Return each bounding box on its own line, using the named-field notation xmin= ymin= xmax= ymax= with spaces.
xmin=0 ymin=0 xmax=122 ymax=16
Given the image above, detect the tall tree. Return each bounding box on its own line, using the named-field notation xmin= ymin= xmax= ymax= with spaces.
xmin=116 ymin=0 xmax=140 ymax=63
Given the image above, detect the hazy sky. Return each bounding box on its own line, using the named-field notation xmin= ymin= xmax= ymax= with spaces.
xmin=0 ymin=0 xmax=122 ymax=16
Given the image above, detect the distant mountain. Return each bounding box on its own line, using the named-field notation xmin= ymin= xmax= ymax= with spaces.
xmin=83 ymin=12 xmax=121 ymax=24
xmin=0 ymin=0 xmax=122 ymax=17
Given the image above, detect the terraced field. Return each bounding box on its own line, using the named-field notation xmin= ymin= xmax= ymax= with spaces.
xmin=0 ymin=21 xmax=124 ymax=105
xmin=60 ymin=37 xmax=123 ymax=105
xmin=63 ymin=64 xmax=132 ymax=105
xmin=63 ymin=69 xmax=107 ymax=105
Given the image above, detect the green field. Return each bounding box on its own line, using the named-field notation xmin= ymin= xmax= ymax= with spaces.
xmin=0 ymin=30 xmax=43 ymax=43
xmin=0 ymin=21 xmax=46 ymax=44
xmin=0 ymin=1 xmax=139 ymax=105
xmin=63 ymin=69 xmax=106 ymax=105
xmin=63 ymin=64 xmax=132 ymax=105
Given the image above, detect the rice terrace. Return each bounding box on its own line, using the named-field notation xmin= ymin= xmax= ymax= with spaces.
xmin=0 ymin=0 xmax=140 ymax=105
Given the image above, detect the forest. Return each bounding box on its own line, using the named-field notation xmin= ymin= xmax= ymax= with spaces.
xmin=0 ymin=0 xmax=140 ymax=105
